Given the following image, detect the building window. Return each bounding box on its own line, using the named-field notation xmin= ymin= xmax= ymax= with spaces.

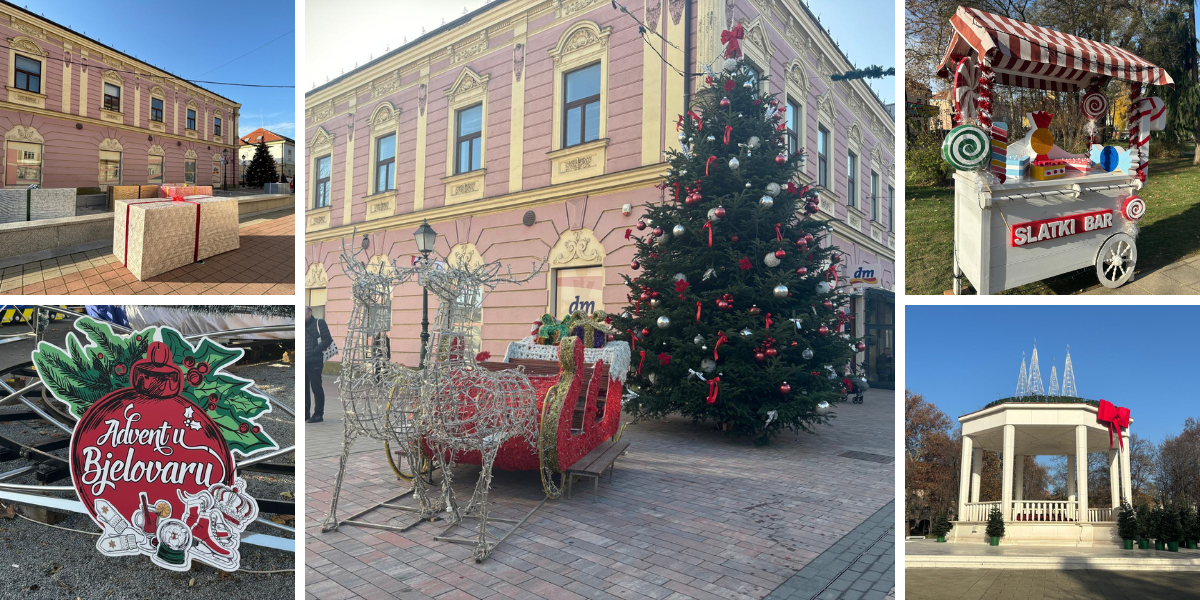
xmin=314 ymin=154 xmax=331 ymax=208
xmin=817 ymin=125 xmax=829 ymax=188
xmin=787 ymin=100 xmax=800 ymax=156
xmin=553 ymin=266 xmax=606 ymax=318
xmin=213 ymin=117 xmax=222 ymax=136
xmin=6 ymin=141 xmax=41 ymax=186
xmin=888 ymin=185 xmax=894 ymax=231
xmin=455 ymin=104 xmax=482 ymax=175
xmin=14 ymin=54 xmax=40 ymax=94
xmin=742 ymin=64 xmax=762 ymax=91
xmin=148 ymin=155 xmax=163 ymax=184
xmin=151 ymin=98 xmax=164 ymax=122
xmin=187 ymin=109 xmax=196 ymax=130
xmin=847 ymin=151 xmax=858 ymax=208
xmin=374 ymin=133 xmax=396 ymax=193
xmin=184 ymin=159 xmax=196 ymax=184
xmin=563 ymin=63 xmax=601 ymax=148
xmin=100 ymin=150 xmax=121 ymax=184
xmin=871 ymin=171 xmax=880 ymax=221
xmin=103 ymin=83 xmax=120 ymax=111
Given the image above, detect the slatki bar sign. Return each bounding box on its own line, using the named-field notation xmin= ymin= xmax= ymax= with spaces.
xmin=31 ymin=317 xmax=277 ymax=572
xmin=1010 ymin=209 xmax=1114 ymax=247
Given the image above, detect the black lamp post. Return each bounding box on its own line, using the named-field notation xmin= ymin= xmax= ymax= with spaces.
xmin=221 ymin=148 xmax=228 ymax=192
xmin=413 ymin=219 xmax=437 ymax=368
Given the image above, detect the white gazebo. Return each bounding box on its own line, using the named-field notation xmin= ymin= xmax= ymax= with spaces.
xmin=950 ymin=401 xmax=1132 ymax=546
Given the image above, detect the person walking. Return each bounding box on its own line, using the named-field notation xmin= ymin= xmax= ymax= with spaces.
xmin=306 ymin=306 xmax=332 ymax=423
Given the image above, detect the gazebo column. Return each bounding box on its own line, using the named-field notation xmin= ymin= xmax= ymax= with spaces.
xmin=1015 ymin=454 xmax=1025 ymax=501
xmin=1076 ymin=425 xmax=1089 ymax=523
xmin=1120 ymin=430 xmax=1133 ymax=505
xmin=958 ymin=435 xmax=974 ymax=520
xmin=1067 ymin=454 xmax=1076 ymax=501
xmin=1001 ymin=424 xmax=1015 ymax=522
xmin=1109 ymin=449 xmax=1120 ymax=510
xmin=970 ymin=448 xmax=982 ymax=503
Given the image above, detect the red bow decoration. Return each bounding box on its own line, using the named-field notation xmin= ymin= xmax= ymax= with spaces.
xmin=626 ymin=328 xmax=636 ymax=351
xmin=638 ymin=350 xmax=646 ymax=375
xmin=706 ymin=156 xmax=718 ymax=176
xmin=703 ymin=220 xmax=713 ymax=247
xmin=724 ymin=79 xmax=735 ymax=92
xmin=765 ymin=313 xmax=773 ymax=329
xmin=676 ymin=114 xmax=684 ymax=131
xmin=775 ymin=223 xmax=783 ymax=242
xmin=714 ymin=331 xmax=728 ymax=361
xmin=624 ymin=228 xmax=632 ymax=240
xmin=724 ymin=125 xmax=733 ymax=145
xmin=707 ymin=376 xmax=721 ymax=404
xmin=687 ymin=110 xmax=703 ymax=131
xmin=720 ymin=23 xmax=745 ymax=59
xmin=1097 ymin=399 xmax=1131 ymax=450
xmin=695 ymin=301 xmax=702 ymax=324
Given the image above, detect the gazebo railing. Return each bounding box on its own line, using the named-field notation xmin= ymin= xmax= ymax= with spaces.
xmin=961 ymin=501 xmax=1000 ymax=521
xmin=1011 ymin=500 xmax=1076 ymax=522
xmin=1088 ymin=507 xmax=1114 ymax=522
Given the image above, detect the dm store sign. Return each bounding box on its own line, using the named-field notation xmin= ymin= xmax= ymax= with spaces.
xmin=32 ymin=317 xmax=277 ymax=571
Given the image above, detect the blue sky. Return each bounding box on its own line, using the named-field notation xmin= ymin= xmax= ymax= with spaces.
xmin=907 ymin=305 xmax=1200 ymax=445
xmin=806 ymin=0 xmax=896 ymax=105
xmin=26 ymin=0 xmax=295 ymax=138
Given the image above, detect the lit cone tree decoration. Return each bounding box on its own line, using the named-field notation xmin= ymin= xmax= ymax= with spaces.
xmin=614 ymin=26 xmax=857 ymax=445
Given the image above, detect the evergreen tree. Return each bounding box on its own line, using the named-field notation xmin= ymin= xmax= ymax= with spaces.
xmin=615 ymin=45 xmax=856 ymax=445
xmin=244 ymin=140 xmax=279 ymax=187
xmin=931 ymin=511 xmax=952 ymax=539
xmin=1117 ymin=502 xmax=1138 ymax=541
xmin=985 ymin=507 xmax=1005 ymax=540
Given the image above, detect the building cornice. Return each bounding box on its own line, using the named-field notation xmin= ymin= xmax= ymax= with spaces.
xmin=826 ymin=218 xmax=895 ymax=263
xmin=305 ymin=162 xmax=665 ymax=244
xmin=0 ymin=100 xmax=239 ymax=149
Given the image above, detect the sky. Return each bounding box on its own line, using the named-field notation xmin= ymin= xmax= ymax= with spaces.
xmin=305 ymin=0 xmax=896 ymax=104
xmin=906 ymin=305 xmax=1200 ymax=446
xmin=25 ymin=0 xmax=295 ymax=139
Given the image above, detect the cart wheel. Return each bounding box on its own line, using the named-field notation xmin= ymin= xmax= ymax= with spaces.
xmin=1095 ymin=233 xmax=1137 ymax=288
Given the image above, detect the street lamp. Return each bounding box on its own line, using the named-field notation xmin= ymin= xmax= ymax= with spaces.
xmin=414 ymin=219 xmax=437 ymax=368
xmin=221 ymin=148 xmax=228 ymax=192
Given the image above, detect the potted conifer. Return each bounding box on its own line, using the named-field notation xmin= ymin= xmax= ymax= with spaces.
xmin=1178 ymin=506 xmax=1195 ymax=550
xmin=1163 ymin=508 xmax=1182 ymax=552
xmin=1117 ymin=502 xmax=1137 ymax=550
xmin=986 ymin=506 xmax=1004 ymax=546
xmin=1188 ymin=506 xmax=1200 ymax=550
xmin=1136 ymin=503 xmax=1152 ymax=549
xmin=931 ymin=511 xmax=952 ymax=543
xmin=1148 ymin=506 xmax=1165 ymax=551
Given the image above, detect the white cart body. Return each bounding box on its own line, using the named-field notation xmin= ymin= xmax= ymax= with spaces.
xmin=953 ymin=170 xmax=1139 ymax=294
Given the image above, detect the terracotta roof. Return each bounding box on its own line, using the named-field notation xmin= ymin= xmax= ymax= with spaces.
xmin=240 ymin=128 xmax=295 ymax=146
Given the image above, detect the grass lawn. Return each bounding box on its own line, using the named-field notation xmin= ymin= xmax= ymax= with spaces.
xmin=905 ymin=146 xmax=1200 ymax=295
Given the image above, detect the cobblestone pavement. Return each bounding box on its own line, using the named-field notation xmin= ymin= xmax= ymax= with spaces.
xmin=305 ymin=377 xmax=895 ymax=599
xmin=905 ymin=568 xmax=1200 ymax=599
xmin=1082 ymin=253 xmax=1200 ymax=295
xmin=1 ymin=208 xmax=295 ymax=295
xmin=763 ymin=502 xmax=894 ymax=600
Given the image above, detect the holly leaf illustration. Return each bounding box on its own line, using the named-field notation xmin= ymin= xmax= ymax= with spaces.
xmin=32 ymin=318 xmax=154 ymax=418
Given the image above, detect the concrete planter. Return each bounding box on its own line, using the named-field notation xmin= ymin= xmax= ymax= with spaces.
xmin=1123 ymin=539 xmax=1134 ymax=550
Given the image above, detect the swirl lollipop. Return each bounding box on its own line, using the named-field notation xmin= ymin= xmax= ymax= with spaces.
xmin=941 ymin=124 xmax=991 ymax=171
xmin=1122 ymin=195 xmax=1145 ymax=222
xmin=1080 ymin=91 xmax=1108 ymax=121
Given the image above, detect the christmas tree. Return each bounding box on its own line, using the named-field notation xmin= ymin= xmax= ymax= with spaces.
xmin=614 ymin=26 xmax=857 ymax=445
xmin=244 ymin=140 xmax=279 ymax=187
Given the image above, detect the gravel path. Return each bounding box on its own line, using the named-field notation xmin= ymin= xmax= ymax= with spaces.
xmin=0 ymin=321 xmax=297 ymax=599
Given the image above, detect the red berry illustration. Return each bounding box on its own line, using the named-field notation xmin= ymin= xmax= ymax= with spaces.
xmin=96 ymin=353 xmax=104 ymax=359
xmin=238 ymin=423 xmax=249 ymax=433
xmin=197 ymin=362 xmax=210 ymax=375
xmin=252 ymin=426 xmax=260 ymax=434
xmin=183 ymin=356 xmax=196 ymax=368
xmin=114 ymin=364 xmax=126 ymax=376
xmin=207 ymin=402 xmax=217 ymax=411
xmin=186 ymin=370 xmax=203 ymax=386
xmin=208 ymin=393 xmax=219 ymax=403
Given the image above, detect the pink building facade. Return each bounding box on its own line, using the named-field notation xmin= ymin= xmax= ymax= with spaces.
xmin=0 ymin=3 xmax=240 ymax=190
xmin=305 ymin=0 xmax=896 ymax=386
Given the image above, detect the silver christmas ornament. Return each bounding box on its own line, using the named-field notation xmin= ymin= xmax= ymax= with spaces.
xmin=816 ymin=281 xmax=833 ymax=294
xmin=701 ymin=358 xmax=717 ymax=373
xmin=648 ymin=372 xmax=658 ymax=384
xmin=621 ymin=312 xmax=632 ymax=319
xmin=816 ymin=401 xmax=831 ymax=415
xmin=656 ymin=316 xmax=671 ymax=328
xmin=759 ymin=195 xmax=774 ymax=208
xmin=674 ymin=272 xmax=688 ymax=282
xmin=707 ymin=207 xmax=719 ymax=221
xmin=740 ymin=328 xmax=753 ymax=336
xmin=745 ymin=182 xmax=752 ymax=188
xmin=743 ymin=80 xmax=753 ymax=88
xmin=747 ymin=136 xmax=761 ymax=149
xmin=766 ymin=182 xmax=782 ymax=196
xmin=649 ymin=298 xmax=661 ymax=308
xmin=728 ymin=157 xmax=740 ymax=170
xmin=802 ymin=348 xmax=814 ymax=360
xmin=773 ymin=284 xmax=789 ymax=298
xmin=723 ymin=58 xmax=738 ymax=72
xmin=678 ymin=132 xmax=687 ymax=141
xmin=680 ymin=169 xmax=688 ymax=176
xmin=672 ymin=224 xmax=686 ymax=237
xmin=694 ymin=334 xmax=704 ymax=345
xmin=764 ymin=253 xmax=781 ymax=268
xmin=703 ymin=268 xmax=716 ymax=281
xmin=707 ymin=134 xmax=716 ymax=142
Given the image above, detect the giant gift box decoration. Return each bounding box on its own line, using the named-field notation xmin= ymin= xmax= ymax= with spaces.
xmin=937 ymin=5 xmax=1173 ymax=294
xmin=113 ymin=196 xmax=239 ymax=280
xmin=31 ymin=317 xmax=277 ymax=572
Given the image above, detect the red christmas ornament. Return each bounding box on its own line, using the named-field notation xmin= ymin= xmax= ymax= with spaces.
xmin=804 ymin=233 xmax=814 ymax=244
xmin=714 ymin=206 xmax=726 ymax=219
xmin=765 ymin=347 xmax=778 ymax=358
xmin=720 ymin=96 xmax=731 ymax=109
xmin=775 ymin=249 xmax=787 ymax=259
xmin=779 ymin=382 xmax=791 ymax=395
xmin=641 ymin=328 xmax=651 ymax=337
xmin=731 ymin=234 xmax=740 ymax=243
xmin=749 ymin=305 xmax=761 ymax=315
xmin=796 ymin=266 xmax=808 ymax=276
xmin=636 ymin=220 xmax=647 ymax=231
xmin=754 ymin=351 xmax=766 ymax=362
xmin=653 ymin=227 xmax=664 ymax=237
xmin=818 ymin=325 xmax=830 ymax=336
xmin=823 ymin=300 xmax=833 ymax=309
xmin=685 ymin=192 xmax=702 ymax=206
xmin=71 ymin=342 xmax=235 ymax=545
xmin=856 ymin=341 xmax=867 ymax=352
xmin=775 ymin=154 xmax=787 ymax=164
xmin=639 ymin=291 xmax=651 ymax=301
xmin=795 ymin=238 xmax=808 ymax=249
xmin=630 ymin=260 xmax=640 ymax=270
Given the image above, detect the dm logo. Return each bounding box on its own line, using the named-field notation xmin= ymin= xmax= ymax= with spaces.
xmin=568 ymin=296 xmax=596 ymax=314
xmin=849 ymin=266 xmax=878 ymax=286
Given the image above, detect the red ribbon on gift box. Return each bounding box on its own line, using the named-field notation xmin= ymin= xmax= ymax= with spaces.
xmin=122 ymin=198 xmax=202 ymax=266
xmin=1098 ymin=399 xmax=1131 ymax=450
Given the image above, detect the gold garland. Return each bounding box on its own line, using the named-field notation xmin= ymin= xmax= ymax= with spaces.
xmin=537 ymin=336 xmax=577 ymax=498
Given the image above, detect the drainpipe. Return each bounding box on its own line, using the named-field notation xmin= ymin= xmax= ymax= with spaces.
xmin=682 ymin=0 xmax=693 ymax=112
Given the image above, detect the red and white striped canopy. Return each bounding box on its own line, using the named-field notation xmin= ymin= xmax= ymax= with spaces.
xmin=938 ymin=6 xmax=1174 ymax=92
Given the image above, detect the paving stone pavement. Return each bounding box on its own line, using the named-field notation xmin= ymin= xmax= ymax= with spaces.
xmin=1082 ymin=253 xmax=1200 ymax=295
xmin=763 ymin=502 xmax=894 ymax=600
xmin=305 ymin=377 xmax=895 ymax=600
xmin=0 ymin=208 xmax=295 ymax=295
xmin=905 ymin=568 xmax=1200 ymax=599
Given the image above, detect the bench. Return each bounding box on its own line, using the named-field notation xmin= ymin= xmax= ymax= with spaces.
xmin=565 ymin=440 xmax=629 ymax=502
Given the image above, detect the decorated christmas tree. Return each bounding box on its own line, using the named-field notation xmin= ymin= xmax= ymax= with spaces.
xmin=244 ymin=140 xmax=279 ymax=187
xmin=614 ymin=25 xmax=857 ymax=445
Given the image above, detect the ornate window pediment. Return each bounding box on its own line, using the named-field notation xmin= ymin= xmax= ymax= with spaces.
xmin=741 ymin=17 xmax=774 ymax=57
xmin=185 ymin=98 xmax=199 ymax=110
xmin=99 ymin=138 xmax=123 ymax=152
xmin=549 ymin=20 xmax=611 ymax=65
xmin=818 ymin=89 xmax=835 ymax=121
xmin=102 ymin=70 xmax=124 ymax=86
xmin=309 ymin=126 xmax=334 ymax=153
xmin=445 ymin=67 xmax=489 ymax=102
xmin=148 ymin=144 xmax=165 ymax=156
xmin=787 ymin=60 xmax=809 ymax=94
xmin=9 ymin=36 xmax=46 ymax=57
xmin=870 ymin=146 xmax=884 ymax=171
xmin=448 ymin=243 xmax=484 ymax=269
xmin=149 ymin=85 xmax=165 ymax=98
xmin=305 ymin=262 xmax=329 ymax=289
xmin=549 ymin=228 xmax=605 ymax=267
xmin=847 ymin=122 xmax=863 ymax=149
xmin=6 ymin=125 xmax=43 ymax=143
xmin=184 ymin=149 xmax=198 ymax=160
xmin=369 ymin=101 xmax=399 ymax=132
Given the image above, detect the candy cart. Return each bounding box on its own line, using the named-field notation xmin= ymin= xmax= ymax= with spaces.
xmin=937 ymin=6 xmax=1174 ymax=294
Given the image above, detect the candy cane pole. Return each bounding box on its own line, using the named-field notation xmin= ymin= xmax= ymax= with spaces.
xmin=1127 ymin=83 xmax=1147 ymax=182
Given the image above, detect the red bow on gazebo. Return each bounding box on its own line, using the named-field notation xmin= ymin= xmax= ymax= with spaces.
xmin=1097 ymin=399 xmax=1131 ymax=450
xmin=721 ymin=23 xmax=745 ymax=59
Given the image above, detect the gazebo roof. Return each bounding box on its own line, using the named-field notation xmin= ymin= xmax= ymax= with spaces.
xmin=959 ymin=401 xmax=1131 ymax=455
xmin=937 ymin=6 xmax=1174 ymax=92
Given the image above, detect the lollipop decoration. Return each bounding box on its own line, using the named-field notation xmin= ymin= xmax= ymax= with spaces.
xmin=1080 ymin=89 xmax=1108 ymax=146
xmin=941 ymin=124 xmax=991 ymax=171
xmin=953 ymin=55 xmax=980 ymax=124
xmin=1122 ymin=195 xmax=1145 ymax=222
